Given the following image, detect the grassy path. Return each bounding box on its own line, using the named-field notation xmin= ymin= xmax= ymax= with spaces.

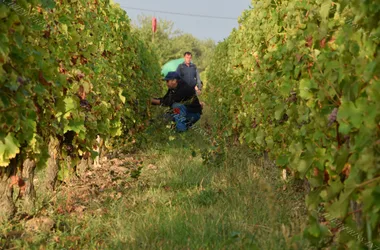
xmin=2 ymin=117 xmax=308 ymax=249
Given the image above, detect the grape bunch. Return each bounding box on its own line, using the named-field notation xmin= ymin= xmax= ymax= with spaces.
xmin=328 ymin=108 xmax=338 ymax=127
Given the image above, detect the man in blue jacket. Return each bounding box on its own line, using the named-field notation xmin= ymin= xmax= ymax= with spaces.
xmin=176 ymin=52 xmax=202 ymax=94
xmin=151 ymin=72 xmax=202 ymax=132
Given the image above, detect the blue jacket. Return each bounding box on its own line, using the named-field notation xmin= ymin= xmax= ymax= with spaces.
xmin=176 ymin=62 xmax=202 ymax=90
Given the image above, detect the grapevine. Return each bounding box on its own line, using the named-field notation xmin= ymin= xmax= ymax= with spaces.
xmin=0 ymin=0 xmax=161 ymax=220
xmin=206 ymin=0 xmax=380 ymax=247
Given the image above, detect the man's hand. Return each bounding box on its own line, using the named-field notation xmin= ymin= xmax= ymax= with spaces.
xmin=200 ymin=101 xmax=205 ymax=109
xmin=151 ymin=98 xmax=161 ymax=105
xmin=195 ymin=86 xmax=201 ymax=95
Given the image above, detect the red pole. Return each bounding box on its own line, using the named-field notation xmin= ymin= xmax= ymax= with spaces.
xmin=152 ymin=17 xmax=157 ymax=43
xmin=152 ymin=17 xmax=157 ymax=33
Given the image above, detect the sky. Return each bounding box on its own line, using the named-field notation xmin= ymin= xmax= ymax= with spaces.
xmin=113 ymin=0 xmax=252 ymax=42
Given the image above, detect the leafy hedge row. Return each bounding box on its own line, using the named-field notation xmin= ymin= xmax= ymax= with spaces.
xmin=206 ymin=0 xmax=379 ymax=248
xmin=0 ymin=0 xmax=160 ymax=219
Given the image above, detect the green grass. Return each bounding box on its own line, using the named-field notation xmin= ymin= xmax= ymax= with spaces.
xmin=1 ymin=111 xmax=309 ymax=250
xmin=114 ymin=144 xmax=307 ymax=250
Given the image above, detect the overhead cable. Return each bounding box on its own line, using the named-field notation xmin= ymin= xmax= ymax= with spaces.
xmin=119 ymin=5 xmax=237 ymax=20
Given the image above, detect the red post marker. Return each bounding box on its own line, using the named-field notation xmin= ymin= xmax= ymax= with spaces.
xmin=152 ymin=17 xmax=157 ymax=33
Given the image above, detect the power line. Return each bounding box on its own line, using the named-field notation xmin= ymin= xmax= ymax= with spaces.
xmin=119 ymin=5 xmax=237 ymax=20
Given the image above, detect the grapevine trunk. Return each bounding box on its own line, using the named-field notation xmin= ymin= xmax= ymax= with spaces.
xmin=0 ymin=159 xmax=17 ymax=222
xmin=21 ymin=159 xmax=36 ymax=213
xmin=45 ymin=137 xmax=60 ymax=192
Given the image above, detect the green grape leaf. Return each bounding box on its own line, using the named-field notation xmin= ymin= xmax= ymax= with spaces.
xmin=64 ymin=96 xmax=78 ymax=114
xmin=337 ymin=100 xmax=362 ymax=129
xmin=276 ymin=155 xmax=289 ymax=166
xmin=327 ymin=187 xmax=355 ymax=218
xmin=40 ymin=0 xmax=56 ymax=9
xmin=299 ymin=79 xmax=316 ymax=100
xmin=0 ymin=133 xmax=21 ymax=167
xmin=64 ymin=119 xmax=86 ymax=134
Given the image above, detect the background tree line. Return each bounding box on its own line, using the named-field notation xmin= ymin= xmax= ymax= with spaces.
xmin=131 ymin=15 xmax=216 ymax=79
